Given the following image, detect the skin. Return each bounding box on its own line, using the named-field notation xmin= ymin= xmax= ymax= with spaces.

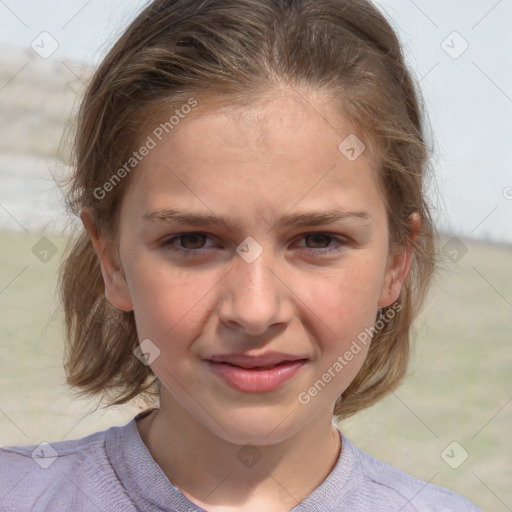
xmin=84 ymin=88 xmax=414 ymax=512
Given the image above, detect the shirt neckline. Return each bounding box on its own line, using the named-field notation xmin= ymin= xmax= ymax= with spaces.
xmin=106 ymin=414 xmax=357 ymax=512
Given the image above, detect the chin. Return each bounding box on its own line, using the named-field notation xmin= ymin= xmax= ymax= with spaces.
xmin=199 ymin=403 xmax=308 ymax=447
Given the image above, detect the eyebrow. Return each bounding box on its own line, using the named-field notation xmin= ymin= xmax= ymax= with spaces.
xmin=278 ymin=209 xmax=371 ymax=227
xmin=142 ymin=208 xmax=371 ymax=229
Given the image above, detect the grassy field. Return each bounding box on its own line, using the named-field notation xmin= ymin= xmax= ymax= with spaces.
xmin=0 ymin=229 xmax=510 ymax=511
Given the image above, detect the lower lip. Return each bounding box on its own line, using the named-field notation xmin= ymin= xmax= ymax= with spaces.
xmin=208 ymin=360 xmax=307 ymax=393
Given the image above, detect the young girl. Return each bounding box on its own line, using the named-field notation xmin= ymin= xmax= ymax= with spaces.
xmin=0 ymin=0 xmax=482 ymax=510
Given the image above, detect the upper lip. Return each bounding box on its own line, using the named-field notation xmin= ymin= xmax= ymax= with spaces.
xmin=207 ymin=352 xmax=308 ymax=369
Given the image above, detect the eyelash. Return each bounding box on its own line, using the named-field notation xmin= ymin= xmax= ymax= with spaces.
xmin=161 ymin=232 xmax=348 ymax=256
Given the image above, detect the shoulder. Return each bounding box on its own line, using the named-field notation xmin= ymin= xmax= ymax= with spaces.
xmin=0 ymin=424 xmax=137 ymax=512
xmin=343 ymin=436 xmax=483 ymax=512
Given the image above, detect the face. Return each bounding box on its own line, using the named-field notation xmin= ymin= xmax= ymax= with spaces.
xmin=94 ymin=90 xmax=410 ymax=445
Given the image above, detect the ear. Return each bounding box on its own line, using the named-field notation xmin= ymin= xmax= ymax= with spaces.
xmin=378 ymin=213 xmax=420 ymax=308
xmin=81 ymin=208 xmax=134 ymax=312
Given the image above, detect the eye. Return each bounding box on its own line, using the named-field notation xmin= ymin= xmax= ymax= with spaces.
xmin=295 ymin=233 xmax=348 ymax=254
xmin=160 ymin=231 xmax=349 ymax=258
xmin=161 ymin=233 xmax=215 ymax=254
xmin=304 ymin=233 xmax=333 ymax=248
xmin=174 ymin=233 xmax=208 ymax=249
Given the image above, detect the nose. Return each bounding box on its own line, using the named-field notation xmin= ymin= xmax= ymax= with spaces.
xmin=217 ymin=248 xmax=294 ymax=337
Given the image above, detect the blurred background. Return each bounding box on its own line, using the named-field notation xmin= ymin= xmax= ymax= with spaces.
xmin=0 ymin=1 xmax=510 ymax=510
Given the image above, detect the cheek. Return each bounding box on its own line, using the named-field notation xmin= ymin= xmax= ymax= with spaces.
xmin=126 ymin=256 xmax=221 ymax=343
xmin=298 ymin=257 xmax=386 ymax=334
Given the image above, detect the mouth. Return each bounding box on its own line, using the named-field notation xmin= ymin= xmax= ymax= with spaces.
xmin=208 ymin=352 xmax=308 ymax=368
xmin=206 ymin=353 xmax=308 ymax=393
xmin=224 ymin=362 xmax=296 ymax=370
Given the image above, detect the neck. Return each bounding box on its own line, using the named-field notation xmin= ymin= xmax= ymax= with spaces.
xmin=137 ymin=394 xmax=342 ymax=512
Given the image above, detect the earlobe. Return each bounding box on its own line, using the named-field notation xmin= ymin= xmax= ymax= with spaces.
xmin=378 ymin=213 xmax=420 ymax=308
xmin=81 ymin=208 xmax=134 ymax=312
xmin=378 ymin=248 xmax=412 ymax=307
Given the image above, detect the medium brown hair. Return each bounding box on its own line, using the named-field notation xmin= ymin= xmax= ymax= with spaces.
xmin=60 ymin=0 xmax=436 ymax=419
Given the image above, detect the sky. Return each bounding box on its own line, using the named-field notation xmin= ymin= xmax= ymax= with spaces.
xmin=0 ymin=0 xmax=511 ymax=243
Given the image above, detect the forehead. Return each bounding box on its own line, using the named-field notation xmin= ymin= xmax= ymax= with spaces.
xmin=122 ymin=90 xmax=384 ymax=223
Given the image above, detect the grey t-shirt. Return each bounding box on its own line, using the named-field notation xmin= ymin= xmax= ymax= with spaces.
xmin=0 ymin=414 xmax=482 ymax=511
